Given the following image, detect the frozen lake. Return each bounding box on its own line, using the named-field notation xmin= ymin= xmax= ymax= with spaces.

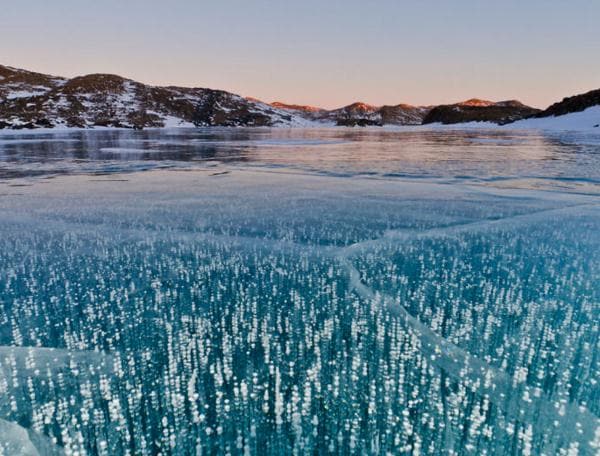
xmin=0 ymin=128 xmax=599 ymax=455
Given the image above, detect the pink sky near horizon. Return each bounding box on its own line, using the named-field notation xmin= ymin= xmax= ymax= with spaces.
xmin=2 ymin=1 xmax=599 ymax=110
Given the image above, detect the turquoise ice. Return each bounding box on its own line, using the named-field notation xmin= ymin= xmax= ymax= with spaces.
xmin=0 ymin=128 xmax=599 ymax=455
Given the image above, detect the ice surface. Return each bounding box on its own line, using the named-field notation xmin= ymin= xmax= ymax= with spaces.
xmin=0 ymin=129 xmax=598 ymax=454
xmin=0 ymin=418 xmax=63 ymax=455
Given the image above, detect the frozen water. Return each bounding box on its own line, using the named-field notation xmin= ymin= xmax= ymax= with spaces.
xmin=0 ymin=128 xmax=599 ymax=454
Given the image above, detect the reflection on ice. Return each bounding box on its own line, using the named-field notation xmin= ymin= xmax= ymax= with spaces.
xmin=1 ymin=128 xmax=600 ymax=194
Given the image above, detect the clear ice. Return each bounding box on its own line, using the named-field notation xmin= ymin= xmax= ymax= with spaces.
xmin=0 ymin=128 xmax=599 ymax=455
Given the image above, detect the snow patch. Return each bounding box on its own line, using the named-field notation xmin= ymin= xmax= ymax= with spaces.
xmin=161 ymin=116 xmax=195 ymax=128
xmin=6 ymin=90 xmax=48 ymax=100
xmin=508 ymin=106 xmax=600 ymax=131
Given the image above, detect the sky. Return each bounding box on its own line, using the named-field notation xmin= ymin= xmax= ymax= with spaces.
xmin=1 ymin=1 xmax=599 ymax=109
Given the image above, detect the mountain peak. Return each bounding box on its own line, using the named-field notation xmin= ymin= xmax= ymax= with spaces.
xmin=270 ymin=102 xmax=325 ymax=113
xmin=342 ymin=102 xmax=379 ymax=112
xmin=458 ymin=98 xmax=496 ymax=107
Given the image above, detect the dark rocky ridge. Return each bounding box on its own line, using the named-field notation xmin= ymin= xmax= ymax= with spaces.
xmin=422 ymin=99 xmax=541 ymax=125
xmin=379 ymin=104 xmax=432 ymax=125
xmin=535 ymin=89 xmax=600 ymax=118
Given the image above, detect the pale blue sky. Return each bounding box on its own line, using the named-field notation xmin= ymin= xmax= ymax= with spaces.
xmin=2 ymin=1 xmax=599 ymax=108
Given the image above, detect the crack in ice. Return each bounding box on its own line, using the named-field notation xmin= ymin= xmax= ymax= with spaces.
xmin=335 ymin=203 xmax=600 ymax=454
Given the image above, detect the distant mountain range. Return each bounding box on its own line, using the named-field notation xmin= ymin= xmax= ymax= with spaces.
xmin=271 ymin=101 xmax=430 ymax=126
xmin=0 ymin=64 xmax=598 ymax=130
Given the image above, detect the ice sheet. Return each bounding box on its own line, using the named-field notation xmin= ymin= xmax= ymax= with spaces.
xmin=0 ymin=130 xmax=598 ymax=454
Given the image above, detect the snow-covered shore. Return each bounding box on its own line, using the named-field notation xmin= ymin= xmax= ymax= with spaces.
xmin=420 ymin=106 xmax=600 ymax=132
xmin=508 ymin=105 xmax=600 ymax=130
xmin=1 ymin=106 xmax=599 ymax=135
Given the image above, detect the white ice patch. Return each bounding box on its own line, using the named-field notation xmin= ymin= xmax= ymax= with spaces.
xmin=0 ymin=419 xmax=42 ymax=456
xmin=0 ymin=418 xmax=64 ymax=455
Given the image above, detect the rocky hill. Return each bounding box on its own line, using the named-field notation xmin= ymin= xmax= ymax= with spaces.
xmin=270 ymin=101 xmax=430 ymax=126
xmin=323 ymin=102 xmax=382 ymax=126
xmin=0 ymin=65 xmax=306 ymax=129
xmin=379 ymin=104 xmax=431 ymax=125
xmin=534 ymin=89 xmax=600 ymax=118
xmin=422 ymin=99 xmax=540 ymax=125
